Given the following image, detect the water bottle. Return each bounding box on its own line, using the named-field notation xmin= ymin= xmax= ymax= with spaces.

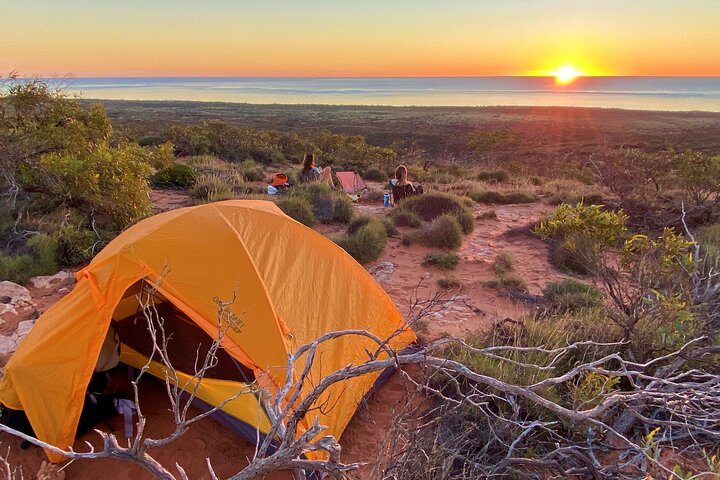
xmin=383 ymin=191 xmax=390 ymax=207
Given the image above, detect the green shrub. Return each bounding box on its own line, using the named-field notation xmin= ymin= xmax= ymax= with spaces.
xmin=422 ymin=252 xmax=459 ymax=270
xmin=347 ymin=215 xmax=373 ymax=235
xmin=137 ymin=135 xmax=164 ymax=147
xmin=392 ymin=211 xmax=422 ymax=228
xmin=55 ymin=226 xmax=97 ymax=266
xmin=543 ymin=279 xmax=602 ymax=313
xmin=437 ymin=275 xmax=461 ymax=290
xmin=332 ymin=195 xmax=354 ymax=224
xmin=277 ymin=197 xmax=317 ymax=227
xmin=336 ymin=218 xmax=387 ymax=264
xmin=395 ymin=192 xmax=474 ymax=233
xmin=475 ymin=169 xmax=509 ymax=183
xmin=0 ymin=234 xmax=59 ymax=284
xmin=418 ymin=215 xmax=463 ymax=250
xmin=503 ymin=191 xmax=538 ymax=204
xmin=364 ymin=166 xmax=388 ymax=182
xmin=19 ymin=142 xmax=160 ymax=230
xmin=151 ymin=164 xmax=196 ymax=188
xmin=190 ymin=174 xmax=235 ymax=202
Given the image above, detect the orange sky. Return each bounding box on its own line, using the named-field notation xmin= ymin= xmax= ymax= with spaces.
xmin=3 ymin=1 xmax=719 ymax=77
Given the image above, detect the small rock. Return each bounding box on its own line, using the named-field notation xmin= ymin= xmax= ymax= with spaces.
xmin=30 ymin=270 xmax=74 ymax=290
xmin=368 ymin=262 xmax=395 ymax=284
xmin=0 ymin=281 xmax=34 ymax=316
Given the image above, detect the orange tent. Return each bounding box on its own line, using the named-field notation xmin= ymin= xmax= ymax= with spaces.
xmin=0 ymin=200 xmax=414 ymax=461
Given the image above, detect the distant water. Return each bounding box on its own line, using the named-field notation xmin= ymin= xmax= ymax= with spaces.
xmin=32 ymin=77 xmax=720 ymax=112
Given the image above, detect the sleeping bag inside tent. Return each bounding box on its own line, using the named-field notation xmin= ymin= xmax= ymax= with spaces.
xmin=0 ymin=200 xmax=415 ymax=461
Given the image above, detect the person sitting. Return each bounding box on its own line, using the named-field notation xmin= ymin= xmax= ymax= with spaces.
xmin=300 ymin=153 xmax=334 ymax=187
xmin=390 ymin=164 xmax=423 ymax=203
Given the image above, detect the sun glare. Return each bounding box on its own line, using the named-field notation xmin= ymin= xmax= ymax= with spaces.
xmin=552 ymin=65 xmax=582 ymax=85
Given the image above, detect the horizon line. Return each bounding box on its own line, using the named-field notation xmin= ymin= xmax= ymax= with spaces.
xmin=13 ymin=74 xmax=720 ymax=79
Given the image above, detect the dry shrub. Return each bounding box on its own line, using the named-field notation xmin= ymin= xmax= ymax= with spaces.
xmin=392 ymin=211 xmax=422 ymax=228
xmin=437 ymin=275 xmax=461 ymax=289
xmin=541 ymin=178 xmax=604 ymax=206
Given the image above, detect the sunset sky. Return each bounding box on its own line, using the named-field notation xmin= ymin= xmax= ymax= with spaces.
xmin=3 ymin=0 xmax=719 ymax=77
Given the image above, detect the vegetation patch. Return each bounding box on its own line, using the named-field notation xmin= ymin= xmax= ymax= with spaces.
xmin=437 ymin=275 xmax=461 ymax=290
xmin=277 ymin=197 xmax=317 ymax=227
xmin=542 ymin=279 xmax=602 ymax=313
xmin=469 ymin=188 xmax=538 ymax=205
xmin=475 ymin=169 xmax=509 ymax=183
xmin=395 ymin=192 xmax=474 ymax=234
xmin=422 ymin=252 xmax=459 ymax=270
xmin=336 ymin=217 xmax=387 ymax=264
xmin=151 ymin=163 xmax=196 ymax=188
xmin=484 ymin=252 xmax=527 ymax=292
xmin=418 ymin=215 xmax=463 ymax=250
xmin=363 ymin=166 xmax=388 ymax=182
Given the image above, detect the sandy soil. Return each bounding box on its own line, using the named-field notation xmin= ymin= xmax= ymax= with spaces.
xmin=0 ymin=190 xmax=565 ymax=479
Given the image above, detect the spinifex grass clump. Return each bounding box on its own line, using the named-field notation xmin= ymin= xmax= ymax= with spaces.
xmin=394 ymin=192 xmax=474 ymax=234
xmin=277 ymin=197 xmax=317 ymax=227
xmin=293 ymin=183 xmax=354 ymax=224
xmin=542 ymin=279 xmax=602 ymax=313
xmin=469 ymin=188 xmax=537 ymax=205
xmin=336 ymin=217 xmax=387 ymax=264
xmin=484 ymin=252 xmax=527 ymax=292
xmin=422 ymin=252 xmax=459 ymax=270
xmin=418 ymin=215 xmax=463 ymax=250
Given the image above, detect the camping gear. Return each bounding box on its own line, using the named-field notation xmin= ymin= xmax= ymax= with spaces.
xmin=0 ymin=200 xmax=415 ymax=462
xmin=383 ymin=192 xmax=390 ymax=207
xmin=335 ymin=171 xmax=368 ymax=196
xmin=266 ymin=185 xmax=279 ymax=195
xmin=271 ymin=173 xmax=289 ymax=187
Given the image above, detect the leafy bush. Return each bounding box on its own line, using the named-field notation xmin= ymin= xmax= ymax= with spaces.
xmin=363 ymin=166 xmax=388 ymax=182
xmin=475 ymin=169 xmax=509 ymax=183
xmin=137 ymin=135 xmax=164 ymax=147
xmin=395 ymin=192 xmax=474 ymax=233
xmin=422 ymin=252 xmax=459 ymax=270
xmin=151 ymin=164 xmax=196 ymax=188
xmin=277 ymin=197 xmax=317 ymax=227
xmin=336 ymin=218 xmax=387 ymax=264
xmin=19 ymin=142 xmax=162 ymax=229
xmin=55 ymin=225 xmax=98 ymax=266
xmin=543 ymin=279 xmax=602 ymax=313
xmin=391 ymin=211 xmax=422 ymax=228
xmin=418 ymin=215 xmax=463 ymax=250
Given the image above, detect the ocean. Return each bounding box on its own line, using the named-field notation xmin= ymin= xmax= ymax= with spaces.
xmin=34 ymin=77 xmax=720 ymax=112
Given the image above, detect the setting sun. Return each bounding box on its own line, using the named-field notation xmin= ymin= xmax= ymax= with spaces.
xmin=552 ymin=66 xmax=583 ymax=85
